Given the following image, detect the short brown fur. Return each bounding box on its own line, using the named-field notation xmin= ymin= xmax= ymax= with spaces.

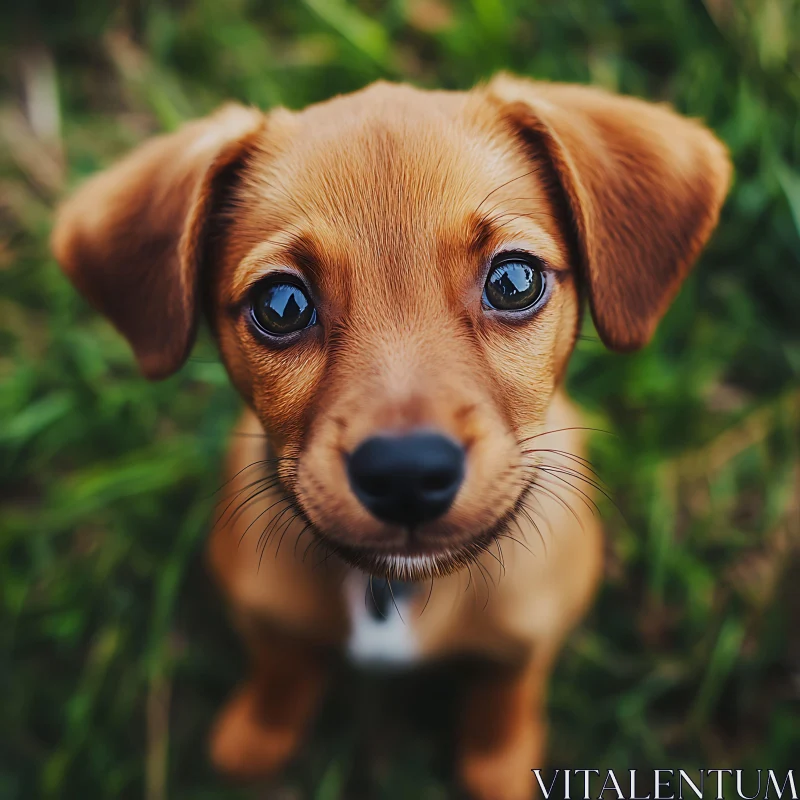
xmin=52 ymin=76 xmax=730 ymax=799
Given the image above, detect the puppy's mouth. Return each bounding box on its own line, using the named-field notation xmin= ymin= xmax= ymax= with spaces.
xmin=290 ymin=433 xmax=533 ymax=580
xmin=324 ymin=534 xmax=495 ymax=581
xmin=306 ymin=499 xmax=527 ymax=581
xmin=263 ymin=473 xmax=504 ymax=581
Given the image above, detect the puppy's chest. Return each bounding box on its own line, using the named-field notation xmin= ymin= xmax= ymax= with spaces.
xmin=344 ymin=573 xmax=422 ymax=666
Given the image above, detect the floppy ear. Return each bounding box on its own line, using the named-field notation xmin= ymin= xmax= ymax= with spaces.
xmin=51 ymin=104 xmax=265 ymax=379
xmin=486 ymin=75 xmax=732 ymax=351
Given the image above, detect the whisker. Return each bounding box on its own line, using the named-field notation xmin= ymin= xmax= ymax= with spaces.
xmin=516 ymin=426 xmax=615 ymax=445
xmin=215 ymin=483 xmax=272 ymax=531
xmin=535 ymin=470 xmax=599 ymax=517
xmin=239 ymin=492 xmax=290 ymax=547
xmin=315 ymin=543 xmax=338 ymax=570
xmin=496 ymin=530 xmax=534 ymax=556
xmin=256 ymin=500 xmax=293 ymax=569
xmin=212 ymin=472 xmax=273 ymax=517
xmin=294 ymin=522 xmax=314 ymax=558
xmin=531 ymin=459 xmax=608 ymax=491
xmin=510 ymin=509 xmax=540 ymax=554
xmin=419 ymin=577 xmax=435 ymax=617
xmin=209 ymin=455 xmax=296 ymax=497
xmin=260 ymin=501 xmax=295 ymax=554
xmin=274 ymin=510 xmax=301 ymax=558
xmin=526 ymin=479 xmax=583 ymax=527
xmin=495 ymin=538 xmax=506 ymax=571
xmin=215 ymin=471 xmax=278 ymax=503
xmin=207 ymin=459 xmax=268 ymax=497
xmin=475 ymin=167 xmax=543 ymax=213
xmin=467 ymin=562 xmax=480 ymax=606
xmin=256 ymin=497 xmax=286 ymax=572
xmin=522 ymin=447 xmax=603 ymax=479
xmin=535 ymin=464 xmax=618 ymax=509
xmin=474 ymin=559 xmax=493 ymax=609
xmin=385 ymin=577 xmax=404 ymax=624
xmin=368 ymin=576 xmax=387 ymax=620
xmin=223 ymin=478 xmax=282 ymax=529
xmin=516 ymin=498 xmax=546 ymax=554
xmin=478 ymin=195 xmax=557 ymax=219
xmin=481 ymin=211 xmax=550 ymax=229
xmin=302 ymin=531 xmax=318 ymax=564
xmin=255 ymin=498 xmax=290 ymax=551
xmin=483 ymin=542 xmax=506 ymax=576
xmin=518 ymin=488 xmax=551 ymax=538
xmin=519 ymin=501 xmax=546 ymax=543
xmin=215 ymin=474 xmax=281 ymax=525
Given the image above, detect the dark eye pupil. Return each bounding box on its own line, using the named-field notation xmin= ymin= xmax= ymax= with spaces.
xmin=253 ymin=282 xmax=314 ymax=335
xmin=484 ymin=258 xmax=544 ymax=311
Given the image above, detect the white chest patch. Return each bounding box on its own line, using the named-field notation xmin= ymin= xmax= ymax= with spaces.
xmin=344 ymin=572 xmax=421 ymax=667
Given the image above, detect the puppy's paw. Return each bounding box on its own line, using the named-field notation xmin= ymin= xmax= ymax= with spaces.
xmin=457 ymin=724 xmax=543 ymax=800
xmin=209 ymin=683 xmax=300 ymax=780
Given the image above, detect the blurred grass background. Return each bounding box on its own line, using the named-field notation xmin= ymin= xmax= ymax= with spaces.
xmin=2 ymin=0 xmax=800 ymax=798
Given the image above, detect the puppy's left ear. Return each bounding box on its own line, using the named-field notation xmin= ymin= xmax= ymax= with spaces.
xmin=52 ymin=104 xmax=265 ymax=379
xmin=486 ymin=75 xmax=732 ymax=351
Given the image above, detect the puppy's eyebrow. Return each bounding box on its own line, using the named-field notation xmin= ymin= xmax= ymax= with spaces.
xmin=467 ymin=214 xmax=496 ymax=257
xmin=284 ymin=233 xmax=324 ymax=283
xmin=227 ymin=231 xmax=326 ymax=307
xmin=463 ymin=212 xmax=570 ymax=278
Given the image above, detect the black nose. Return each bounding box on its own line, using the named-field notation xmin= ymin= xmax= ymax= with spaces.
xmin=347 ymin=431 xmax=465 ymax=527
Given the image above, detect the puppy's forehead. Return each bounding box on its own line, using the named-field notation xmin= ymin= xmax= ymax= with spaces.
xmin=230 ymin=84 xmax=558 ymax=303
xmin=282 ymin=86 xmax=519 ymax=228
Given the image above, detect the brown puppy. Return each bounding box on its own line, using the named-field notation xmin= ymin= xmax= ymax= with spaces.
xmin=52 ymin=76 xmax=730 ymax=799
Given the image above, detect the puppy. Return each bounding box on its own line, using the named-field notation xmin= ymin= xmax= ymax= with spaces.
xmin=52 ymin=76 xmax=730 ymax=799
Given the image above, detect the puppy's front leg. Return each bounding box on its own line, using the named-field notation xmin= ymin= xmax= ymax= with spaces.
xmin=458 ymin=650 xmax=553 ymax=800
xmin=210 ymin=625 xmax=328 ymax=780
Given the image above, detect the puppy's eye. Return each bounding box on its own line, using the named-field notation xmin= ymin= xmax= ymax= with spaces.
xmin=250 ymin=280 xmax=316 ymax=336
xmin=483 ymin=254 xmax=546 ymax=312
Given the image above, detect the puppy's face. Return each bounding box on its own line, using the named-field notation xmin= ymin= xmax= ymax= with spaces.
xmin=210 ymin=87 xmax=579 ymax=576
xmin=52 ymin=78 xmax=731 ymax=579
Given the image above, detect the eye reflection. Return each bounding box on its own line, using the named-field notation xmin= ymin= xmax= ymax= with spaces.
xmin=251 ymin=281 xmax=316 ymax=335
xmin=483 ymin=255 xmax=546 ymax=311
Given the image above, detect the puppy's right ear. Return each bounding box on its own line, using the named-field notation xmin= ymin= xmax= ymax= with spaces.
xmin=52 ymin=104 xmax=265 ymax=379
xmin=484 ymin=76 xmax=731 ymax=352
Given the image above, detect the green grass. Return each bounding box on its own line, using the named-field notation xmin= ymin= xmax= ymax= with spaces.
xmin=2 ymin=0 xmax=800 ymax=798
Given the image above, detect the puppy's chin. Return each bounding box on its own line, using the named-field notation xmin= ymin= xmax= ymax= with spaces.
xmin=316 ymin=527 xmax=502 ymax=581
xmin=326 ymin=541 xmax=486 ymax=581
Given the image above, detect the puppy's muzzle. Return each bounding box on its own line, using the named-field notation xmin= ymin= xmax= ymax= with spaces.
xmin=346 ymin=430 xmax=465 ymax=527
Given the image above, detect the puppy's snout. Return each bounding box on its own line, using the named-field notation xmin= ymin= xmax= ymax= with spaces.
xmin=346 ymin=431 xmax=465 ymax=527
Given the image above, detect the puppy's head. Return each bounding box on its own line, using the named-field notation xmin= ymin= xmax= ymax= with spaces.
xmin=52 ymin=78 xmax=731 ymax=579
